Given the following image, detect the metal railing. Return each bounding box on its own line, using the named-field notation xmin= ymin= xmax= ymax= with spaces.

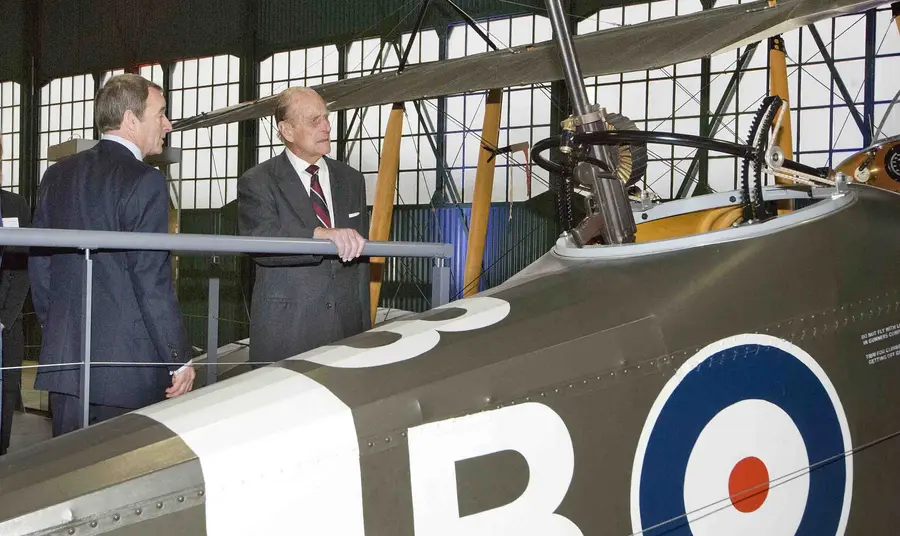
xmin=0 ymin=227 xmax=453 ymax=430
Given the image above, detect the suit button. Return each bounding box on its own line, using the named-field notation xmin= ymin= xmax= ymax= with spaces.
xmin=326 ymin=302 xmax=333 ymax=309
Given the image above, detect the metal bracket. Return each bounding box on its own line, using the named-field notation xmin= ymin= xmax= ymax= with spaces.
xmin=834 ymin=172 xmax=850 ymax=196
xmin=571 ymin=107 xmax=606 ymax=128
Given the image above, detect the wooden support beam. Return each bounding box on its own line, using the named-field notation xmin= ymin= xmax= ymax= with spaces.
xmin=769 ymin=35 xmax=794 ymax=163
xmin=462 ymin=88 xmax=503 ymax=298
xmin=769 ymin=33 xmax=795 ymax=214
xmin=369 ymin=102 xmax=405 ymax=325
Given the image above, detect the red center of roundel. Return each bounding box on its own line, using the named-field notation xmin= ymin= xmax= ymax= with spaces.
xmin=728 ymin=456 xmax=770 ymax=513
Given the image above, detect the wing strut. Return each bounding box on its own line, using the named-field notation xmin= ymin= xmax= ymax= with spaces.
xmin=369 ymin=103 xmax=405 ymax=324
xmin=462 ymin=88 xmax=504 ymax=298
xmin=768 ymin=32 xmax=795 ymax=213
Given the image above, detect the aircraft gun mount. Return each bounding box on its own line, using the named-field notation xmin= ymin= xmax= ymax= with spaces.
xmin=532 ymin=93 xmax=850 ymax=245
xmin=544 ymin=0 xmax=637 ymax=247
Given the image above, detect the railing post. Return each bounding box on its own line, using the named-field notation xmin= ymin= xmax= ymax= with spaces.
xmin=431 ymin=256 xmax=450 ymax=307
xmin=206 ymin=256 xmax=220 ymax=385
xmin=80 ymin=249 xmax=93 ymax=429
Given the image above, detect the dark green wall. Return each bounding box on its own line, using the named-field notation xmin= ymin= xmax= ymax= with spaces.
xmin=0 ymin=0 xmax=25 ymax=82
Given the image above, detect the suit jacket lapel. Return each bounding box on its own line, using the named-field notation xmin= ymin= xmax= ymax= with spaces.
xmin=273 ymin=152 xmax=319 ymax=229
xmin=326 ymin=158 xmax=350 ymax=229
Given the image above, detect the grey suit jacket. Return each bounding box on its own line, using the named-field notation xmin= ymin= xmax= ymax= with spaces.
xmin=237 ymin=152 xmax=371 ymax=365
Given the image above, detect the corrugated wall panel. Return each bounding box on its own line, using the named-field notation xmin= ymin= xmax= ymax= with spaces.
xmin=381 ymin=194 xmax=559 ymax=312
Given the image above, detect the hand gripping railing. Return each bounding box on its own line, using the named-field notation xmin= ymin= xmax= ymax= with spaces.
xmin=0 ymin=227 xmax=454 ymax=430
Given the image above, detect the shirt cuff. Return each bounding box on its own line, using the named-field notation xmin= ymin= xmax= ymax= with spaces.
xmin=171 ymin=359 xmax=193 ymax=376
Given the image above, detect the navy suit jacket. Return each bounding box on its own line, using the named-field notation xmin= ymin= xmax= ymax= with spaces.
xmin=29 ymin=140 xmax=190 ymax=409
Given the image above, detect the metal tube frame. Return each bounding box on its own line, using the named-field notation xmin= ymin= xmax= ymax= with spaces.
xmin=807 ymin=24 xmax=869 ymax=144
xmin=206 ymin=258 xmax=220 ymax=386
xmin=444 ymin=0 xmax=500 ymax=51
xmin=80 ymin=250 xmax=93 ymax=428
xmin=413 ymin=98 xmax=462 ymax=205
xmin=677 ymin=42 xmax=759 ymax=198
xmin=863 ymin=9 xmax=877 ymax=147
xmin=0 ymin=230 xmax=453 ymax=429
xmin=388 ymin=40 xmax=462 ymax=205
xmin=399 ymin=0 xmax=432 ymax=73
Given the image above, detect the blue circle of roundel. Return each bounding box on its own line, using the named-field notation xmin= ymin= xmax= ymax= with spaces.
xmin=638 ymin=343 xmax=847 ymax=535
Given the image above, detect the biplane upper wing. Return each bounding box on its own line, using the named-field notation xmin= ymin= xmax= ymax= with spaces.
xmin=171 ymin=0 xmax=887 ymax=132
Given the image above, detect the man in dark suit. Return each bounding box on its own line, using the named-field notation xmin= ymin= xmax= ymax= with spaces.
xmin=0 ymin=139 xmax=31 ymax=455
xmin=238 ymin=87 xmax=370 ymax=366
xmin=29 ymin=74 xmax=195 ymax=437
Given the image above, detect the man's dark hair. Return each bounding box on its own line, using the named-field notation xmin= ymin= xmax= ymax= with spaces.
xmin=95 ymin=74 xmax=162 ymax=133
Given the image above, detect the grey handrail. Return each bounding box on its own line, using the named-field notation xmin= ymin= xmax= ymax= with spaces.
xmin=0 ymin=227 xmax=454 ymax=258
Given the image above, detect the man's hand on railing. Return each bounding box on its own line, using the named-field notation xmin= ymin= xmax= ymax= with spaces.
xmin=313 ymin=227 xmax=367 ymax=262
xmin=166 ymin=364 xmax=195 ymax=398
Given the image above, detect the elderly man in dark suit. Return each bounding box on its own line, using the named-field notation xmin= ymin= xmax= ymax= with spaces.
xmin=30 ymin=74 xmax=195 ymax=437
xmin=238 ymin=87 xmax=370 ymax=367
xmin=0 ymin=138 xmax=31 ymax=455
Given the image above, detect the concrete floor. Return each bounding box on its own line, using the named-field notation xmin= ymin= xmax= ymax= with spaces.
xmin=7 ymin=410 xmax=52 ymax=453
xmin=5 ymin=359 xmax=53 ymax=455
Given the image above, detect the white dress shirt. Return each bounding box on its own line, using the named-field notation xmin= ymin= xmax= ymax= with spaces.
xmin=284 ymin=149 xmax=335 ymax=227
xmin=101 ymin=134 xmax=143 ymax=160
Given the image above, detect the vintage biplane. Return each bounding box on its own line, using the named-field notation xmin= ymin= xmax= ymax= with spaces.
xmin=1 ymin=0 xmax=900 ymax=534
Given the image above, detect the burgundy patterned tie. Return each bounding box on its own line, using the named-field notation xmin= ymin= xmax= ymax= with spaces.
xmin=306 ymin=164 xmax=332 ymax=228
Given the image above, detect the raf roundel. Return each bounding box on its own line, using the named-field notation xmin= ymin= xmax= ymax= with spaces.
xmin=630 ymin=334 xmax=852 ymax=536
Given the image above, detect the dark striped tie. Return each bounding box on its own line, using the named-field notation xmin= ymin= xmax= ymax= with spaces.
xmin=306 ymin=164 xmax=332 ymax=228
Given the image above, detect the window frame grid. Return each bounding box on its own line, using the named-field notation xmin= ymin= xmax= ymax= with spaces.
xmin=168 ymin=55 xmax=241 ymax=210
xmin=0 ymin=81 xmax=22 ymax=193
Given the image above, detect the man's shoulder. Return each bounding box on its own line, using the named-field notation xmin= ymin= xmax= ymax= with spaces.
xmin=0 ymin=188 xmax=26 ymax=205
xmin=325 ymin=156 xmax=363 ymax=181
xmin=241 ymin=153 xmax=283 ymax=182
xmin=46 ymin=143 xmax=161 ymax=181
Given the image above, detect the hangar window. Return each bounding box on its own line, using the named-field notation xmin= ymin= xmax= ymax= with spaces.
xmin=168 ymin=55 xmax=241 ymax=209
xmin=0 ymin=81 xmax=21 ymax=193
xmin=445 ymin=16 xmax=552 ymax=203
xmin=577 ymin=0 xmax=900 ymax=198
xmin=39 ymin=74 xmax=95 ymax=179
xmin=343 ymin=31 xmax=441 ymax=206
xmin=258 ymin=44 xmax=340 ymax=164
